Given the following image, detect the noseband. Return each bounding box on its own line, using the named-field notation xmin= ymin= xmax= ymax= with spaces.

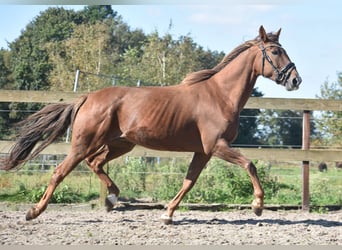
xmin=259 ymin=44 xmax=296 ymax=85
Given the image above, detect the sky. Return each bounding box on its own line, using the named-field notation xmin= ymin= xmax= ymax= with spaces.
xmin=0 ymin=1 xmax=341 ymax=99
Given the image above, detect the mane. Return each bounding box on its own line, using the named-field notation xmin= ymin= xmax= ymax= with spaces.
xmin=181 ymin=32 xmax=280 ymax=85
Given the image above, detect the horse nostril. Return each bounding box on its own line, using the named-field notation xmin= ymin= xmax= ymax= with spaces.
xmin=292 ymin=78 xmax=298 ymax=87
xmin=294 ymin=76 xmax=302 ymax=87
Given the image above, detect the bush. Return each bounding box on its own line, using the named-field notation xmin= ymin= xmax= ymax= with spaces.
xmin=0 ymin=157 xmax=340 ymax=206
xmin=310 ymin=179 xmax=342 ymax=205
xmin=110 ymin=157 xmax=290 ymax=204
xmin=28 ymin=184 xmax=94 ymax=203
xmin=182 ymin=159 xmax=288 ymax=204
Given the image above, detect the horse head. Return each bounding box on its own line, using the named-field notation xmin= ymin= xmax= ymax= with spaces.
xmin=257 ymin=25 xmax=302 ymax=91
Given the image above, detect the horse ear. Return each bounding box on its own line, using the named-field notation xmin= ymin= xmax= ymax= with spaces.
xmin=275 ymin=28 xmax=282 ymax=40
xmin=259 ymin=25 xmax=268 ymax=42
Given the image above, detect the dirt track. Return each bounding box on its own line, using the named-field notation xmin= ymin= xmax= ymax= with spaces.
xmin=0 ymin=203 xmax=341 ymax=245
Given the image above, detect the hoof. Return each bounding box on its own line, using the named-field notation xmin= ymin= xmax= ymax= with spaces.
xmin=252 ymin=206 xmax=263 ymax=216
xmin=160 ymin=214 xmax=173 ymax=225
xmin=26 ymin=206 xmax=39 ymax=221
xmin=105 ymin=194 xmax=118 ymax=212
xmin=105 ymin=199 xmax=114 ymax=212
xmin=252 ymin=199 xmax=263 ymax=216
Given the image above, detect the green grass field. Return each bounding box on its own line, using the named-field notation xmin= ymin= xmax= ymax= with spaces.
xmin=0 ymin=157 xmax=341 ymax=208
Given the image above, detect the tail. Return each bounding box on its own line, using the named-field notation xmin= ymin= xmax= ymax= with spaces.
xmin=0 ymin=95 xmax=87 ymax=170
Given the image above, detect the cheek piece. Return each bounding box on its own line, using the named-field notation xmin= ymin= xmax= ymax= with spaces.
xmin=259 ymin=44 xmax=296 ymax=86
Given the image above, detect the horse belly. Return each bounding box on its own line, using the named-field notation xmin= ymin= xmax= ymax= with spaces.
xmin=123 ymin=125 xmax=204 ymax=153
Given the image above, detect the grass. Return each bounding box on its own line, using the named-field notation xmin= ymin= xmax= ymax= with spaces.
xmin=269 ymin=162 xmax=342 ymax=205
xmin=0 ymin=157 xmax=341 ymax=207
xmin=0 ymin=165 xmax=99 ymax=203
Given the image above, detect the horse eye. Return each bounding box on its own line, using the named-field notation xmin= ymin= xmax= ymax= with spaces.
xmin=271 ymin=50 xmax=279 ymax=55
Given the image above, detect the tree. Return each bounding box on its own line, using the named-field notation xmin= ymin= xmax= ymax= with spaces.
xmin=315 ymin=72 xmax=342 ymax=146
xmin=0 ymin=49 xmax=13 ymax=139
xmin=120 ymin=30 xmax=224 ymax=86
xmin=77 ymin=5 xmax=117 ymax=24
xmin=8 ymin=6 xmax=118 ymax=91
xmin=9 ymin=7 xmax=79 ymax=90
xmin=47 ymin=22 xmax=113 ymax=91
xmin=0 ymin=49 xmax=12 ymax=88
xmin=45 ymin=6 xmax=147 ymax=90
xmin=136 ymin=31 xmax=175 ymax=86
xmin=258 ymin=110 xmax=303 ymax=148
xmin=257 ymin=108 xmax=318 ymax=148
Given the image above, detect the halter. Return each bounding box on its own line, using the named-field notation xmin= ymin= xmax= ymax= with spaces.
xmin=259 ymin=43 xmax=296 ymax=85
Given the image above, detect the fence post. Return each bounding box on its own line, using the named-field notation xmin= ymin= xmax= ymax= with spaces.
xmin=65 ymin=69 xmax=80 ymax=143
xmin=302 ymin=110 xmax=310 ymax=211
xmin=112 ymin=76 xmax=116 ymax=86
xmin=73 ymin=69 xmax=80 ymax=91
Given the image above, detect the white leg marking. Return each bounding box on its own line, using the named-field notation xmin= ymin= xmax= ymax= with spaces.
xmin=107 ymin=193 xmax=118 ymax=206
xmin=160 ymin=213 xmax=172 ymax=221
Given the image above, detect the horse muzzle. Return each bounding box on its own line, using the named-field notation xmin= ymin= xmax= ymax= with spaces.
xmin=276 ymin=63 xmax=302 ymax=91
xmin=284 ymin=73 xmax=302 ymax=91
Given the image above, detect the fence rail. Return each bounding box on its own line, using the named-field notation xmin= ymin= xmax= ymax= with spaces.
xmin=1 ymin=90 xmax=342 ymax=210
xmin=0 ymin=141 xmax=341 ymax=162
xmin=1 ymin=90 xmax=342 ymax=111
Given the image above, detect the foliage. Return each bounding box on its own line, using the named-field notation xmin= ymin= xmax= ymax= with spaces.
xmin=46 ymin=22 xmax=113 ymax=91
xmin=30 ymin=185 xmax=86 ymax=203
xmin=0 ymin=49 xmax=12 ymax=88
xmin=179 ymin=159 xmax=288 ymax=204
xmin=118 ymin=30 xmax=224 ymax=86
xmin=310 ymin=179 xmax=341 ymax=206
xmin=315 ymin=72 xmax=342 ymax=147
xmin=2 ymin=5 xmax=226 ymax=90
xmin=257 ymin=110 xmax=304 ymax=147
xmin=0 ymin=170 xmax=99 ymax=203
xmin=8 ymin=6 xmax=118 ymax=91
xmin=111 ymin=158 xmax=340 ymax=206
xmin=111 ymin=157 xmax=148 ymax=197
xmin=9 ymin=7 xmax=79 ymax=91
xmin=0 ymin=157 xmax=340 ymax=206
xmin=77 ymin=5 xmax=117 ymax=24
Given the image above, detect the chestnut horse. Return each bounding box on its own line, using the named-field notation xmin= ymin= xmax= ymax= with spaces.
xmin=1 ymin=26 xmax=301 ymax=224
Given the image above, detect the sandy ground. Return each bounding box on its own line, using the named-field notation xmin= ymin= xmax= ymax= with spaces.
xmin=0 ymin=203 xmax=341 ymax=245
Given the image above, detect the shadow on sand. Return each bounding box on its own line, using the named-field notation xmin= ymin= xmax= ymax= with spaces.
xmin=174 ymin=217 xmax=342 ymax=227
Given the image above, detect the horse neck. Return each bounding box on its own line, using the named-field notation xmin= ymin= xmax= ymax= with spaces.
xmin=211 ymin=46 xmax=259 ymax=112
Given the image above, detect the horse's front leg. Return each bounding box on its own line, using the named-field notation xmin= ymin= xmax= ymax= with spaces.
xmin=212 ymin=139 xmax=264 ymax=216
xmin=161 ymin=153 xmax=211 ymax=225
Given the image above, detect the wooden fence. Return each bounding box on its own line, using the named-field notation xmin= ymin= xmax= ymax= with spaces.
xmin=1 ymin=90 xmax=342 ymax=210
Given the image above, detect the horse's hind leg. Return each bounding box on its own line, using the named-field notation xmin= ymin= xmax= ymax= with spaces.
xmin=85 ymin=140 xmax=135 ymax=211
xmin=161 ymin=153 xmax=211 ymax=224
xmin=26 ymin=152 xmax=84 ymax=220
